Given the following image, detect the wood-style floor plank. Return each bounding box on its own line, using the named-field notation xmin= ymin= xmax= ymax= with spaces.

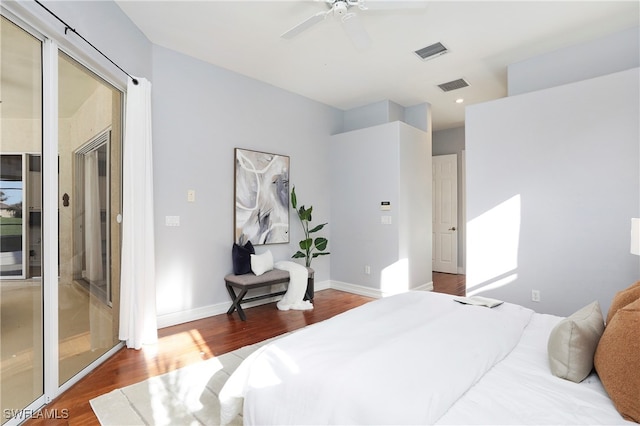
xmin=25 ymin=275 xmax=465 ymax=425
xmin=433 ymin=272 xmax=466 ymax=296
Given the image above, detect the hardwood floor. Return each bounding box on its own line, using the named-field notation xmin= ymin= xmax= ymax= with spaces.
xmin=432 ymin=272 xmax=466 ymax=296
xmin=24 ymin=274 xmax=465 ymax=426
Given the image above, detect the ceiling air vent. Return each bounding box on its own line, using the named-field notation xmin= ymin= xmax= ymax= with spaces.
xmin=438 ymin=78 xmax=469 ymax=92
xmin=414 ymin=42 xmax=448 ymax=61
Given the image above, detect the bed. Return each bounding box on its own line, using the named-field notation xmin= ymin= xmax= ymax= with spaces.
xmin=219 ymin=289 xmax=639 ymax=425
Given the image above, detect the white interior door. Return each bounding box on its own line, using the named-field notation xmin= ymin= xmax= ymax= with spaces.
xmin=432 ymin=154 xmax=458 ymax=273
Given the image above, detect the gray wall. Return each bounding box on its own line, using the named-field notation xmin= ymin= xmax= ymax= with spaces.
xmin=330 ymin=121 xmax=432 ymax=295
xmin=508 ymin=26 xmax=640 ymax=97
xmin=151 ymin=45 xmax=342 ymax=322
xmin=433 ymin=126 xmax=465 ymax=272
xmin=466 ymin=67 xmax=640 ymax=318
xmin=398 ymin=123 xmax=433 ymax=289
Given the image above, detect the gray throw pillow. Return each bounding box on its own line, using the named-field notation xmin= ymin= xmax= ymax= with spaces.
xmin=548 ymin=301 xmax=605 ymax=383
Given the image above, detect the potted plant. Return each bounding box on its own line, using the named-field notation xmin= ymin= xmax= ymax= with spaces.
xmin=291 ymin=186 xmax=329 ymax=300
xmin=291 ymin=186 xmax=330 ymax=267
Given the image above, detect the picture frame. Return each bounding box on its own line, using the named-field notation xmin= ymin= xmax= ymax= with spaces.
xmin=234 ymin=148 xmax=290 ymax=245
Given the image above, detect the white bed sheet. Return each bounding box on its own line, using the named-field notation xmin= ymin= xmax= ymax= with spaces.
xmin=220 ymin=291 xmax=630 ymax=425
xmin=220 ymin=291 xmax=533 ymax=425
xmin=436 ymin=312 xmax=632 ymax=425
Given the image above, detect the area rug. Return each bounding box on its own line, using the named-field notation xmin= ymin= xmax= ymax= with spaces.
xmin=90 ymin=333 xmax=290 ymax=426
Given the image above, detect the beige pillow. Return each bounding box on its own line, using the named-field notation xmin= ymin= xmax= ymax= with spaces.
xmin=594 ymin=297 xmax=640 ymax=423
xmin=548 ymin=301 xmax=605 ymax=383
xmin=606 ymin=281 xmax=640 ymax=325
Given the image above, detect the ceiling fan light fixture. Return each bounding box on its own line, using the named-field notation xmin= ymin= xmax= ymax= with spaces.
xmin=334 ymin=1 xmax=349 ymax=16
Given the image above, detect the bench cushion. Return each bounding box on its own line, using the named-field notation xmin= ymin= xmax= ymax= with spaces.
xmin=226 ymin=269 xmax=291 ymax=286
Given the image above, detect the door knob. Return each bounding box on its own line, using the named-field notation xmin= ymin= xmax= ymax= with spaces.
xmin=448 ymin=226 xmax=456 ymax=231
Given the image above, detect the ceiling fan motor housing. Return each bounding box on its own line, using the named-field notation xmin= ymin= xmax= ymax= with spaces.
xmin=333 ymin=1 xmax=349 ymax=16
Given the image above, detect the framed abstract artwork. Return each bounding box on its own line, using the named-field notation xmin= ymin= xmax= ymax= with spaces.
xmin=234 ymin=148 xmax=290 ymax=245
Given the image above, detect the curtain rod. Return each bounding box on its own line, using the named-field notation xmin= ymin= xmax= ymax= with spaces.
xmin=33 ymin=0 xmax=139 ymax=85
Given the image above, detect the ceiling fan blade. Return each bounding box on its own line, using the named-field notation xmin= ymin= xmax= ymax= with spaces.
xmin=281 ymin=10 xmax=329 ymax=39
xmin=358 ymin=0 xmax=427 ymax=10
xmin=341 ymin=12 xmax=371 ymax=49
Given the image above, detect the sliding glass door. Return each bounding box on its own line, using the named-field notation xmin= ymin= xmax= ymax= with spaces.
xmin=58 ymin=52 xmax=122 ymax=384
xmin=1 ymin=13 xmax=123 ymax=424
xmin=0 ymin=16 xmax=44 ymax=423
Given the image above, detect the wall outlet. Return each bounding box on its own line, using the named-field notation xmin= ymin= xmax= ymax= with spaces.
xmin=364 ymin=265 xmax=371 ymax=275
xmin=531 ymin=289 xmax=541 ymax=302
xmin=187 ymin=189 xmax=196 ymax=202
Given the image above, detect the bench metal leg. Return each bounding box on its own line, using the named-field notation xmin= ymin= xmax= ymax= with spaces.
xmin=226 ymin=284 xmax=248 ymax=321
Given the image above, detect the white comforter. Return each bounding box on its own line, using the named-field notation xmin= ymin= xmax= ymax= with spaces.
xmin=437 ymin=313 xmax=634 ymax=425
xmin=220 ymin=291 xmax=533 ymax=425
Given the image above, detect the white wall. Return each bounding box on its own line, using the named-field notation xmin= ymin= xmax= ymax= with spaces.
xmin=151 ymin=45 xmax=342 ymax=324
xmin=466 ymin=67 xmax=640 ymax=317
xmin=330 ymin=121 xmax=432 ymax=296
xmin=508 ymin=26 xmax=640 ymax=96
xmin=399 ymin=123 xmax=432 ymax=289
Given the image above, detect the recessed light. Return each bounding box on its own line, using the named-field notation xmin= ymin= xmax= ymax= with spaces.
xmin=455 ymin=98 xmax=464 ymax=104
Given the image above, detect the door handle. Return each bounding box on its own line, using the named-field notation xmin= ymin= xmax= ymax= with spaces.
xmin=448 ymin=226 xmax=456 ymax=231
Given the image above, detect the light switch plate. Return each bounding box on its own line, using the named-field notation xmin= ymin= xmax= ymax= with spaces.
xmin=165 ymin=216 xmax=180 ymax=226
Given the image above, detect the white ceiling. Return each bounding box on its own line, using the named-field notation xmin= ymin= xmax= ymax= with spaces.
xmin=114 ymin=0 xmax=639 ymax=131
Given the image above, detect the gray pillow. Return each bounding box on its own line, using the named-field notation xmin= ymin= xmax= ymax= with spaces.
xmin=547 ymin=301 xmax=605 ymax=383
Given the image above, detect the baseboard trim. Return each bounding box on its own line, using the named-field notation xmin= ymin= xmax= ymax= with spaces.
xmin=414 ymin=281 xmax=434 ymax=292
xmin=157 ymin=302 xmax=228 ymax=329
xmin=329 ymin=280 xmax=385 ymax=298
xmin=157 ymin=279 xmax=332 ymax=329
xmin=157 ymin=279 xmax=432 ymax=329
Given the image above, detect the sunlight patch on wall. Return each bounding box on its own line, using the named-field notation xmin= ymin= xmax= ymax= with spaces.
xmin=156 ymin=263 xmax=193 ymax=315
xmin=467 ymin=273 xmax=518 ymax=296
xmin=381 ymin=258 xmax=409 ymax=296
xmin=467 ymin=195 xmax=521 ymax=291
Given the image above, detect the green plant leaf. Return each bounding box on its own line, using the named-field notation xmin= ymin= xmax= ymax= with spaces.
xmin=292 ymin=251 xmax=306 ymax=259
xmin=309 ymin=223 xmax=327 ymax=233
xmin=298 ymin=206 xmax=308 ymax=221
xmin=314 ymin=237 xmax=328 ymax=251
xmin=291 ymin=186 xmax=297 ymax=209
xmin=299 ymin=206 xmax=312 ymax=222
xmin=299 ymin=238 xmax=312 ymax=250
xmin=312 ymin=252 xmax=330 ymax=258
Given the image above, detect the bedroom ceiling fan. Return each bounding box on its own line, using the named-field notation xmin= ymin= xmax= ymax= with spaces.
xmin=281 ymin=0 xmax=426 ymax=49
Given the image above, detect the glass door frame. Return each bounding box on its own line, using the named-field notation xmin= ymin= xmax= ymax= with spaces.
xmin=1 ymin=3 xmax=127 ymax=423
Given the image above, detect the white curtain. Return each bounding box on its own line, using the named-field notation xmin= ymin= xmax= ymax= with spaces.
xmin=84 ymin=150 xmax=103 ymax=283
xmin=119 ymin=77 xmax=157 ymax=349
